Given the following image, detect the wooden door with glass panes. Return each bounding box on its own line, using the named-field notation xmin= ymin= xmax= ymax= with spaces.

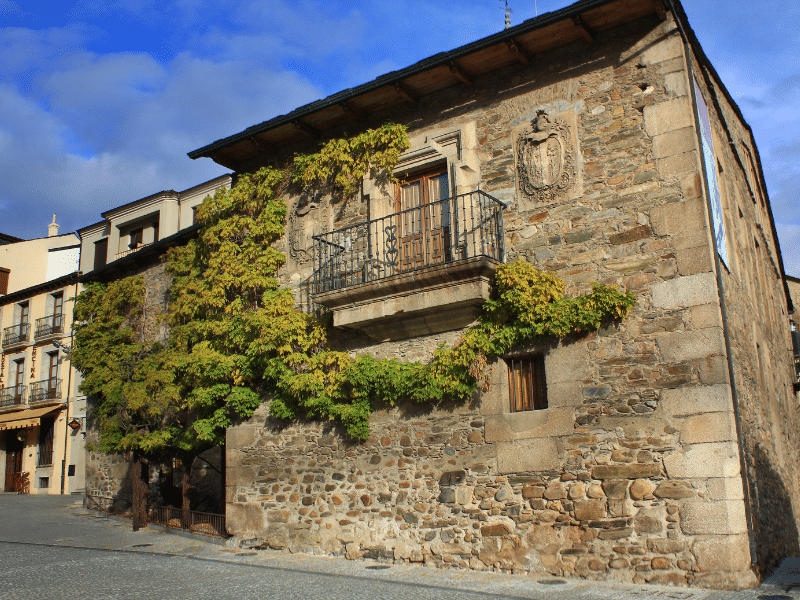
xmin=19 ymin=302 xmax=28 ymax=338
xmin=4 ymin=434 xmax=23 ymax=492
xmin=14 ymin=359 xmax=24 ymax=400
xmin=52 ymin=292 xmax=63 ymax=332
xmin=47 ymin=353 xmax=59 ymax=399
xmin=395 ymin=168 xmax=451 ymax=271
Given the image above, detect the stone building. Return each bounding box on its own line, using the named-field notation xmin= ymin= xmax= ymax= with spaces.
xmin=183 ymin=0 xmax=798 ymax=589
xmin=0 ymin=218 xmax=84 ymax=494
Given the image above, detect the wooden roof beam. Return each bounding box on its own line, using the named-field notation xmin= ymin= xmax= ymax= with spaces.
xmin=339 ymin=100 xmax=369 ymax=122
xmin=652 ymin=0 xmax=667 ymax=20
xmin=394 ymin=81 xmax=419 ymax=105
xmin=572 ymin=15 xmax=596 ymax=45
xmin=210 ymin=152 xmax=240 ymax=171
xmin=449 ymin=62 xmax=474 ymax=86
xmin=506 ymin=39 xmax=531 ymax=67
xmin=293 ymin=119 xmax=321 ymax=140
xmin=248 ymin=136 xmax=275 ymax=157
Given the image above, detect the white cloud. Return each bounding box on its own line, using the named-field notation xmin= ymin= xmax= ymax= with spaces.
xmin=0 ymin=23 xmax=323 ymax=238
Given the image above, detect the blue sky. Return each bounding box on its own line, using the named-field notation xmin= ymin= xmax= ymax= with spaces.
xmin=1 ymin=0 xmax=798 ymax=276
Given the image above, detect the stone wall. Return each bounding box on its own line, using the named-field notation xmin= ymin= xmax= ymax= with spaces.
xmin=222 ymin=13 xmax=789 ymax=590
xmin=686 ymin=50 xmax=800 ymax=577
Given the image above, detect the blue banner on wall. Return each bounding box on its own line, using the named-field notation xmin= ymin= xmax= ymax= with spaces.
xmin=694 ymin=79 xmax=729 ymax=267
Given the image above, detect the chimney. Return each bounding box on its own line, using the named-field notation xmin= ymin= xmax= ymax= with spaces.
xmin=48 ymin=213 xmax=60 ymax=237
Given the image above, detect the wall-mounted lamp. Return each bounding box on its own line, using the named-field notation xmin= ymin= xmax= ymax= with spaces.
xmin=16 ymin=431 xmax=26 ymax=442
xmin=53 ymin=339 xmax=72 ymax=354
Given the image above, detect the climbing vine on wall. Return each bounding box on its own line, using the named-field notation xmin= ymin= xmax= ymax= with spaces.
xmin=73 ymin=122 xmax=636 ymax=450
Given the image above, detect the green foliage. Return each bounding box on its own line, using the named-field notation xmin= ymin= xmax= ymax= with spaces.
xmin=293 ymin=123 xmax=410 ymax=196
xmin=73 ymin=122 xmax=636 ymax=451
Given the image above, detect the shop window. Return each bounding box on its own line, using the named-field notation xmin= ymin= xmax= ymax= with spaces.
xmin=506 ymin=355 xmax=548 ymax=412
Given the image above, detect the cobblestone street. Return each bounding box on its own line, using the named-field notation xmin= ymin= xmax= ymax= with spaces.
xmin=1 ymin=495 xmax=799 ymax=600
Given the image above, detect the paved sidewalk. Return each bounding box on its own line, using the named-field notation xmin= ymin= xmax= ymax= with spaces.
xmin=1 ymin=494 xmax=799 ymax=600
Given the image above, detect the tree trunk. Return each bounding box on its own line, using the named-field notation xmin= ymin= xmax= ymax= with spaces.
xmin=181 ymin=455 xmax=194 ymax=530
xmin=132 ymin=454 xmax=148 ymax=531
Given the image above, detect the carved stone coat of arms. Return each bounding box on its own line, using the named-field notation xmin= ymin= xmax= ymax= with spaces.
xmin=516 ymin=111 xmax=576 ymax=204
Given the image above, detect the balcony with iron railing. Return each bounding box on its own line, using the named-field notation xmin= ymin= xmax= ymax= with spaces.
xmin=2 ymin=322 xmax=29 ymax=348
xmin=311 ymin=190 xmax=505 ymax=340
xmin=114 ymin=242 xmax=152 ymax=261
xmin=29 ymin=378 xmax=62 ymax=405
xmin=34 ymin=314 xmax=64 ymax=340
xmin=0 ymin=385 xmax=26 ymax=409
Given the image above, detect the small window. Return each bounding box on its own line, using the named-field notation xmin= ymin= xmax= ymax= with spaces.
xmin=506 ymin=355 xmax=548 ymax=412
xmin=68 ymin=464 xmax=76 ymax=477
xmin=39 ymin=477 xmax=49 ymax=489
xmin=153 ymin=221 xmax=159 ymax=243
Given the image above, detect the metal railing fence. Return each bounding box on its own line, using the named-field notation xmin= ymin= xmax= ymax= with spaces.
xmin=0 ymin=385 xmax=26 ymax=407
xmin=29 ymin=378 xmax=62 ymax=404
xmin=34 ymin=314 xmax=63 ymax=339
xmin=2 ymin=322 xmax=29 ymax=347
xmin=148 ymin=504 xmax=227 ymax=538
xmin=312 ymin=190 xmax=505 ymax=295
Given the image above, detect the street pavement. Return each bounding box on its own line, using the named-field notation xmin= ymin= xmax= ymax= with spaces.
xmin=1 ymin=494 xmax=799 ymax=600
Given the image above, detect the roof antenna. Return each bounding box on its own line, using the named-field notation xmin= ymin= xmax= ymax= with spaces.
xmin=501 ymin=0 xmax=513 ymax=29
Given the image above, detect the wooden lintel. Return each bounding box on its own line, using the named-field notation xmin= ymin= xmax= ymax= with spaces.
xmin=293 ymin=119 xmax=321 ymax=139
xmin=652 ymin=0 xmax=667 ymax=20
xmin=394 ymin=81 xmax=419 ymax=105
xmin=506 ymin=39 xmax=530 ymax=67
xmin=572 ymin=16 xmax=596 ymax=45
xmin=449 ymin=63 xmax=473 ymax=86
xmin=339 ymin=101 xmax=369 ymax=122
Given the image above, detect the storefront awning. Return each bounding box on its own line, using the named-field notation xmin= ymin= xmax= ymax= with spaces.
xmin=0 ymin=405 xmax=64 ymax=431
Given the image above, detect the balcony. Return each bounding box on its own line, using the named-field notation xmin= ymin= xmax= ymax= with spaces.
xmin=34 ymin=314 xmax=64 ymax=340
xmin=114 ymin=242 xmax=152 ymax=261
xmin=0 ymin=385 xmax=26 ymax=409
xmin=29 ymin=378 xmax=62 ymax=405
xmin=2 ymin=323 xmax=29 ymax=348
xmin=312 ymin=190 xmax=505 ymax=340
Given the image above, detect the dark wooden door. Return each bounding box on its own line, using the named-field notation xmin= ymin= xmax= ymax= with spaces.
xmin=395 ymin=168 xmax=451 ymax=271
xmin=5 ymin=434 xmax=23 ymax=492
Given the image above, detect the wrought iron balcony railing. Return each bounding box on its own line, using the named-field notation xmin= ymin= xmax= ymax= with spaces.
xmin=114 ymin=242 xmax=152 ymax=261
xmin=0 ymin=385 xmax=26 ymax=408
xmin=2 ymin=322 xmax=29 ymax=347
xmin=29 ymin=379 xmax=62 ymax=404
xmin=34 ymin=314 xmax=64 ymax=339
xmin=312 ymin=190 xmax=505 ymax=295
